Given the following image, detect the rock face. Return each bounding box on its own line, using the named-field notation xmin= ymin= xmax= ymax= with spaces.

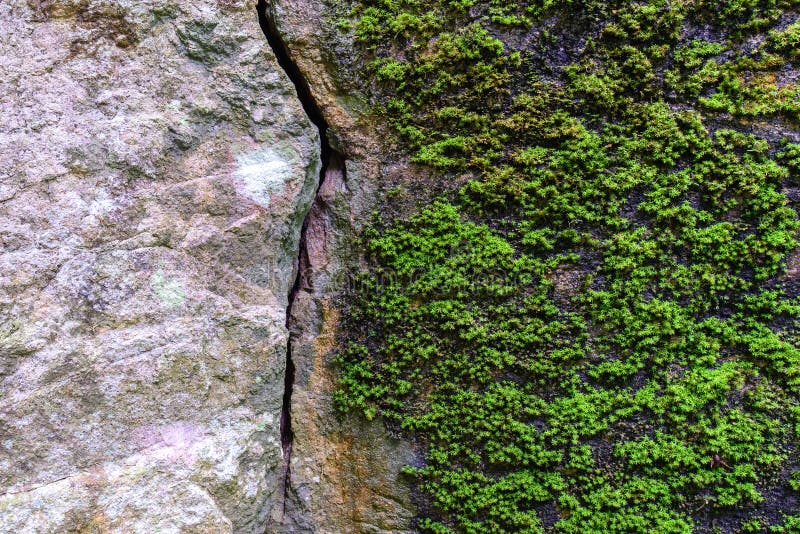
xmin=265 ymin=1 xmax=418 ymax=532
xmin=0 ymin=0 xmax=319 ymax=531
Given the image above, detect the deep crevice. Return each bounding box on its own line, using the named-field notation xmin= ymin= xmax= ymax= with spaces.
xmin=257 ymin=0 xmax=333 ymax=167
xmin=255 ymin=0 xmax=345 ymax=522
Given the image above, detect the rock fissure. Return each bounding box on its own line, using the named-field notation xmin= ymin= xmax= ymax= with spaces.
xmin=255 ymin=0 xmax=345 ymax=522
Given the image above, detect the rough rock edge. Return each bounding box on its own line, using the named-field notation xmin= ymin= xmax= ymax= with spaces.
xmin=260 ymin=1 xmax=419 ymax=532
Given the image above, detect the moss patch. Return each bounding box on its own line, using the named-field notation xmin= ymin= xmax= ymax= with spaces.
xmin=333 ymin=0 xmax=800 ymax=531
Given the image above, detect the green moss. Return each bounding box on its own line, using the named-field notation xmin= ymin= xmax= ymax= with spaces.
xmin=333 ymin=0 xmax=800 ymax=531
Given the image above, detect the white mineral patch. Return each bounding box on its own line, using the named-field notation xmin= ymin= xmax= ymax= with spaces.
xmin=150 ymin=270 xmax=186 ymax=308
xmin=234 ymin=147 xmax=295 ymax=208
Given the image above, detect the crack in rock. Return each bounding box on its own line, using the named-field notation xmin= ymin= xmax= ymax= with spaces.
xmin=255 ymin=0 xmax=346 ymax=525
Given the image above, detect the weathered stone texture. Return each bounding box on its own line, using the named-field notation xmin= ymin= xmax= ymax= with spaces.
xmin=267 ymin=1 xmax=418 ymax=532
xmin=0 ymin=0 xmax=319 ymax=531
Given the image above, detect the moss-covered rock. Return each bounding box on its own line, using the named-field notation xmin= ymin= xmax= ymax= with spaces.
xmin=333 ymin=0 xmax=800 ymax=532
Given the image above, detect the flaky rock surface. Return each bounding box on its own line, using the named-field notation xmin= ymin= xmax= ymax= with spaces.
xmin=0 ymin=1 xmax=319 ymax=531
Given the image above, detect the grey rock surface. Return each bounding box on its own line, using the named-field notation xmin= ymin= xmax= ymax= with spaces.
xmin=0 ymin=0 xmax=319 ymax=531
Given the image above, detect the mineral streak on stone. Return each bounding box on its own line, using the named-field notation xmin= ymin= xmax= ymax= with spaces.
xmin=0 ymin=0 xmax=320 ymax=531
xmin=234 ymin=147 xmax=299 ymax=209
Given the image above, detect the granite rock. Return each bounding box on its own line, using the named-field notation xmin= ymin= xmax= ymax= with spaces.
xmin=0 ymin=0 xmax=319 ymax=531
